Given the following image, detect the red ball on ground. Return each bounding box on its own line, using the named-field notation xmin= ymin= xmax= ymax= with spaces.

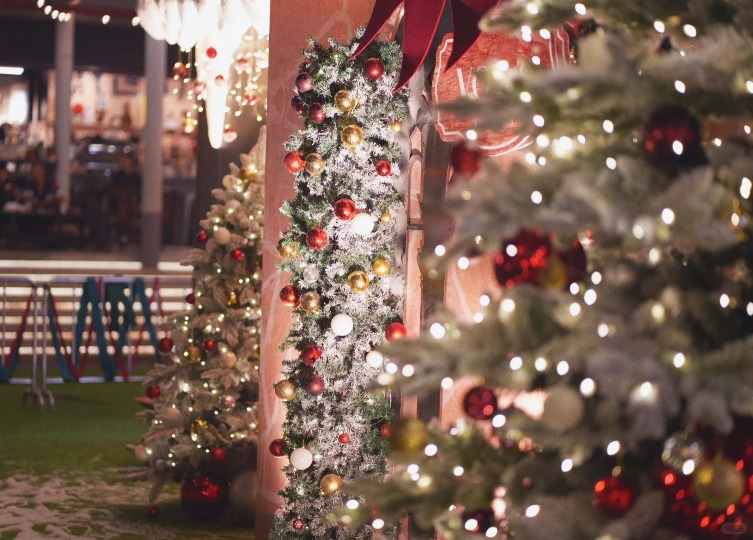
xmin=206 ymin=47 xmax=217 ymax=59
xmin=306 ymin=227 xmax=328 ymax=250
xmin=279 ymin=285 xmax=301 ymax=307
xmin=450 ymin=141 xmax=481 ymax=177
xmin=300 ymin=344 xmax=323 ymax=366
xmin=145 ymin=386 xmax=161 ymax=399
xmin=594 ymin=475 xmax=636 ymax=514
xmin=180 ymin=473 xmax=229 ymax=521
xmin=284 ymin=151 xmax=306 ymax=174
xmin=364 ymin=57 xmax=385 ymax=80
xmin=308 ymin=102 xmax=326 ymax=124
xmin=147 ymin=506 xmax=159 ymax=518
xmin=462 ymin=386 xmax=498 ymax=420
xmin=338 ymin=433 xmax=350 ymax=444
xmin=230 ymin=248 xmax=245 ymax=261
xmin=203 ymin=339 xmax=216 ymax=352
xmin=334 ymin=198 xmax=357 ymax=220
xmin=269 ymin=438 xmax=285 ymax=457
xmin=185 ymin=292 xmax=196 ymax=304
xmin=385 ymin=322 xmax=407 ymax=341
xmin=306 ymin=375 xmax=325 ymax=396
xmin=158 ymin=337 xmax=174 ymax=353
xmin=210 ymin=448 xmax=226 ymax=462
xmin=295 ymin=72 xmax=314 ymax=93
xmin=375 ymin=160 xmax=392 ymax=176
xmin=196 ymin=231 xmax=208 ymax=244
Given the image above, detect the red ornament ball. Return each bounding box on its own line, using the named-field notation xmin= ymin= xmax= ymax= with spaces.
xmin=293 ymin=518 xmax=305 ymax=530
xmin=385 ymin=321 xmax=407 ymax=341
xmin=147 ymin=506 xmax=159 ymax=518
xmin=210 ymin=448 xmax=226 ymax=462
xmin=308 ymin=102 xmax=326 ymax=124
xmin=450 ymin=141 xmax=481 ymax=177
xmin=291 ymin=96 xmax=305 ymax=115
xmin=206 ymin=47 xmax=217 ymax=59
xmin=594 ymin=475 xmax=636 ymax=514
xmin=375 ymin=160 xmax=392 ymax=176
xmin=493 ymin=229 xmax=552 ymax=288
xmin=295 ymin=71 xmax=314 ymax=93
xmin=269 ymin=438 xmax=285 ymax=457
xmin=158 ymin=337 xmax=174 ymax=353
xmin=306 ymin=375 xmax=325 ymax=396
xmin=172 ymin=62 xmax=188 ymax=79
xmin=364 ymin=57 xmax=385 ymax=80
xmin=194 ymin=80 xmax=206 ymax=95
xmin=146 ymin=386 xmax=161 ymax=399
xmin=642 ymin=105 xmax=706 ymax=171
xmin=334 ymin=198 xmax=357 ymax=221
xmin=203 ymin=339 xmax=216 ymax=352
xmin=306 ymin=227 xmax=328 ymax=250
xmin=279 ymin=285 xmax=301 ymax=307
xmin=300 ymin=344 xmax=323 ymax=366
xmin=196 ymin=231 xmax=208 ymax=244
xmin=379 ymin=423 xmax=392 ymax=437
xmin=180 ymin=473 xmax=230 ymax=521
xmin=185 ymin=292 xmax=196 ymax=304
xmin=461 ymin=508 xmax=495 ymax=534
xmin=284 ymin=151 xmax=306 ymax=174
xmin=462 ymin=386 xmax=498 ymax=421
xmin=230 ymin=248 xmax=245 ymax=262
xmin=338 ymin=433 xmax=350 ymax=444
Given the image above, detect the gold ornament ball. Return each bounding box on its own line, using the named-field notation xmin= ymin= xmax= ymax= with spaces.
xmin=540 ymin=254 xmax=568 ymax=291
xmin=334 ymin=89 xmax=357 ymax=112
xmin=693 ymin=456 xmax=746 ymax=511
xmin=320 ymin=473 xmax=344 ymax=494
xmin=277 ymin=240 xmax=300 ymax=258
xmin=390 ymin=120 xmax=402 ymax=133
xmin=274 ymin=379 xmax=298 ymax=401
xmin=191 ymin=419 xmax=208 ymax=433
xmin=341 ymin=125 xmax=364 ymax=148
xmin=373 ymin=258 xmax=391 ymax=276
xmin=300 ymin=291 xmax=321 ymax=313
xmin=380 ymin=211 xmax=392 ymax=224
xmin=227 ymin=291 xmax=239 ymax=307
xmin=348 ymin=270 xmax=370 ymax=292
xmin=304 ymin=153 xmax=326 ymax=175
xmin=389 ymin=417 xmax=428 ymax=454
xmin=185 ymin=345 xmax=202 ymax=364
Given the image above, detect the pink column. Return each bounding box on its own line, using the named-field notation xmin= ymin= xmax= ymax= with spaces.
xmin=256 ymin=3 xmax=376 ymax=538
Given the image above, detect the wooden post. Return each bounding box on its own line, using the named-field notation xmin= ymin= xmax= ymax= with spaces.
xmin=256 ymin=3 xmax=376 ymax=538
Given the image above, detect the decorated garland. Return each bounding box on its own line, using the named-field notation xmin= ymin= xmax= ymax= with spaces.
xmin=271 ymin=32 xmax=408 ymax=539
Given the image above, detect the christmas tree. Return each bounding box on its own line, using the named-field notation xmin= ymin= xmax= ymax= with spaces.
xmin=342 ymin=1 xmax=753 ymax=539
xmin=128 ymin=131 xmax=265 ymax=520
xmin=270 ymin=33 xmax=408 ymax=538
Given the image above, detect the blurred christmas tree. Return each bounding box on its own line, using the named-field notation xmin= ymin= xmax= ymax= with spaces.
xmin=270 ymin=33 xmax=408 ymax=539
xmin=127 ymin=130 xmax=265 ymax=521
xmin=341 ymin=1 xmax=753 ymax=539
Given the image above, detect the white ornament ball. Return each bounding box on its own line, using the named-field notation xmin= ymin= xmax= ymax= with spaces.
xmin=229 ymin=468 xmax=256 ymax=525
xmin=161 ymin=407 xmax=183 ymax=426
xmin=219 ymin=350 xmax=237 ymax=368
xmin=540 ymin=386 xmax=585 ymax=432
xmin=214 ymin=226 xmax=232 ymax=245
xmin=365 ymin=350 xmax=384 ymax=369
xmin=350 ymin=213 xmax=375 ymax=236
xmin=302 ymin=264 xmax=320 ymax=285
xmin=331 ymin=314 xmax=354 ymax=336
xmin=290 ymin=447 xmax=314 ymax=470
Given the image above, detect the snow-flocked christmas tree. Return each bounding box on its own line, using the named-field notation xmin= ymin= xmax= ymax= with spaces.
xmin=270 ymin=33 xmax=408 ymax=539
xmin=342 ymin=1 xmax=753 ymax=539
xmin=130 ymin=131 xmax=265 ymax=519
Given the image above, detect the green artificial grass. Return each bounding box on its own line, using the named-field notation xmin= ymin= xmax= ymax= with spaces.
xmin=0 ymin=382 xmax=255 ymax=539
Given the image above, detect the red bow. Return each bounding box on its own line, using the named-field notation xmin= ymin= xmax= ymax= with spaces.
xmin=351 ymin=0 xmax=501 ymax=91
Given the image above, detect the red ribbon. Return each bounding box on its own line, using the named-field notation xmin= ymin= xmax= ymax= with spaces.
xmin=351 ymin=0 xmax=501 ymax=90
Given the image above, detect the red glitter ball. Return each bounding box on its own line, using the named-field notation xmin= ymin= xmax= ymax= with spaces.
xmin=462 ymin=385 xmax=498 ymax=420
xmin=385 ymin=322 xmax=407 ymax=341
xmin=375 ymin=160 xmax=392 ymax=176
xmin=364 ymin=57 xmax=385 ymax=80
xmin=493 ymin=229 xmax=552 ymax=288
xmin=338 ymin=433 xmax=350 ymax=444
xmin=284 ymin=151 xmax=306 ymax=174
xmin=206 ymin=47 xmax=217 ymax=59
xmin=334 ymin=198 xmax=357 ymax=221
xmin=306 ymin=227 xmax=328 ymax=250
xmin=146 ymin=386 xmax=161 ymax=399
xmin=300 ymin=344 xmax=323 ymax=366
xmin=230 ymin=248 xmax=245 ymax=262
xmin=279 ymin=285 xmax=301 ymax=307
xmin=594 ymin=476 xmax=636 ymax=514
xmin=269 ymin=438 xmax=285 ymax=457
xmin=642 ymin=105 xmax=705 ymax=171
xmin=158 ymin=337 xmax=174 ymax=353
xmin=185 ymin=292 xmax=196 ymax=304
xmin=203 ymin=339 xmax=216 ymax=352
